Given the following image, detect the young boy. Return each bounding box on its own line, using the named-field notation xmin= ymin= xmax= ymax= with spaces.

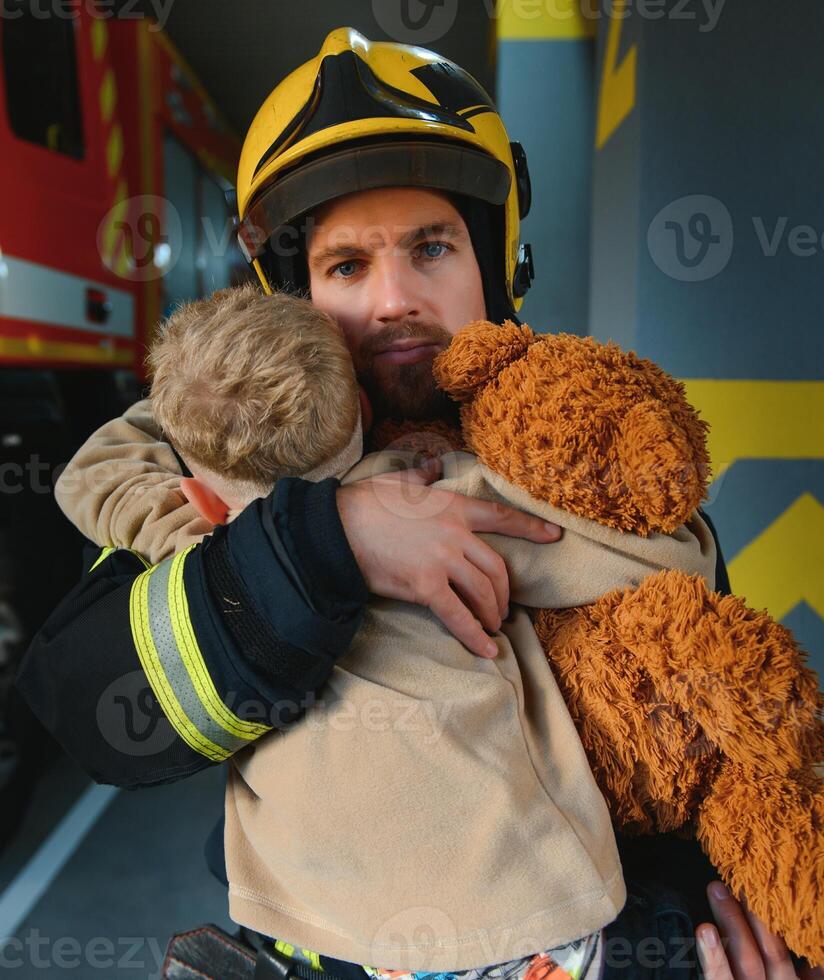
xmin=128 ymin=285 xmax=716 ymax=978
xmin=147 ymin=283 xmax=365 ymax=527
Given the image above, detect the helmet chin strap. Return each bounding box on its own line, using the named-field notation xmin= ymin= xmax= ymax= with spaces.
xmin=262 ymin=223 xmax=311 ymax=299
xmin=448 ymin=194 xmax=521 ymax=326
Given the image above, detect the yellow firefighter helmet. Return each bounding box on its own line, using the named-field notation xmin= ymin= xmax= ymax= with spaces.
xmin=236 ymin=27 xmax=533 ymax=319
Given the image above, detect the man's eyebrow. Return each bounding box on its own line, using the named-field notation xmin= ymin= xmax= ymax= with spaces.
xmin=308 ymin=243 xmax=361 ymax=269
xmin=396 ymin=221 xmax=467 ymax=250
xmin=308 ymin=222 xmax=467 ymax=269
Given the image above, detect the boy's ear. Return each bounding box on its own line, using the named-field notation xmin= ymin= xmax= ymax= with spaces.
xmin=180 ymin=477 xmax=229 ymax=526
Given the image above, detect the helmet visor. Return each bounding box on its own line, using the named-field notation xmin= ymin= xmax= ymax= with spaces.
xmin=237 ymin=139 xmax=511 ymax=262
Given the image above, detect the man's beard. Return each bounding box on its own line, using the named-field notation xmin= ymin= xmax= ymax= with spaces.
xmin=353 ymin=321 xmax=459 ymax=423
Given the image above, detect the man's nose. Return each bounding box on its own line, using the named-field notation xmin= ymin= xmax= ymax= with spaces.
xmin=371 ymin=258 xmax=422 ymax=324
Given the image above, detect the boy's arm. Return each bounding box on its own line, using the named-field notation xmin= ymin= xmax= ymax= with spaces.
xmin=15 ymin=478 xmax=368 ymax=788
xmin=54 ymin=399 xmax=214 ymax=565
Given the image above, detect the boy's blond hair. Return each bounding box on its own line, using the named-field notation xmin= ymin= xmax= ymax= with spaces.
xmin=148 ymin=284 xmax=359 ymax=500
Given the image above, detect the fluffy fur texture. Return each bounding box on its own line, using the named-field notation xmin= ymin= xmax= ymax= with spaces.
xmin=434 ymin=321 xmax=711 ymax=535
xmin=434 ymin=320 xmax=824 ymax=963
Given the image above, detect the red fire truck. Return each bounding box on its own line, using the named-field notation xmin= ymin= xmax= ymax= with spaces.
xmin=0 ymin=8 xmax=243 ymax=818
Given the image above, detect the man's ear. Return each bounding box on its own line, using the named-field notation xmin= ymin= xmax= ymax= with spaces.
xmin=180 ymin=477 xmax=229 ymax=526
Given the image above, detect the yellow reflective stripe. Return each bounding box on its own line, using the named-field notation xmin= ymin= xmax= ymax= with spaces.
xmin=167 ymin=547 xmax=272 ymax=740
xmin=273 ymin=941 xmax=324 ymax=973
xmin=129 ymin=568 xmax=230 ymax=762
xmin=302 ymin=949 xmax=323 ymax=971
xmin=89 ymin=546 xmax=151 ymax=573
xmin=90 ymin=546 xmax=117 ymax=572
xmin=0 ymin=335 xmax=134 ymax=366
xmin=132 ymin=550 xmax=152 ymax=570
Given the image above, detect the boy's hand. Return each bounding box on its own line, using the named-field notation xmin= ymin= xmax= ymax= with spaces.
xmin=336 ymin=458 xmax=561 ymax=659
xmin=696 ymin=881 xmax=823 ymax=980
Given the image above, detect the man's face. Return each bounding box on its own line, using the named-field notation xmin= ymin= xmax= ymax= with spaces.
xmin=306 ymin=187 xmax=487 ymax=421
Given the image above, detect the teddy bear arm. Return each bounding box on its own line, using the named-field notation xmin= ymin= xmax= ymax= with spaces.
xmin=533 ymin=604 xmax=707 ymax=834
xmin=696 ymin=759 xmax=824 ymax=964
xmin=612 ymin=570 xmax=824 ymax=775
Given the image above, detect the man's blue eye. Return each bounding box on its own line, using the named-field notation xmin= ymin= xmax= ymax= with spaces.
xmin=335 ymin=261 xmax=358 ymax=278
xmin=421 ymin=242 xmax=449 ymax=259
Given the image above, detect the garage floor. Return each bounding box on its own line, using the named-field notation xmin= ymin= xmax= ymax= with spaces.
xmin=0 ymin=752 xmax=233 ymax=979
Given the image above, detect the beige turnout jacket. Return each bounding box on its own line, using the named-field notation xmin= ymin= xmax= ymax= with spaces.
xmin=55 ymin=409 xmax=717 ymax=972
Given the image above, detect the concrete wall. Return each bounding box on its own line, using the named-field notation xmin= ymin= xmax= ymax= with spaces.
xmin=497 ymin=1 xmax=597 ymax=334
xmin=588 ymin=0 xmax=824 ymax=676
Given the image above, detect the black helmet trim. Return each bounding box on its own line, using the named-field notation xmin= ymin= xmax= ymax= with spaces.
xmin=253 ymin=50 xmax=495 ymax=181
xmin=238 ymin=139 xmax=512 ymax=262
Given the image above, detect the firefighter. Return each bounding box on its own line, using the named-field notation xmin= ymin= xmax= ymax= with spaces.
xmin=15 ymin=26 xmax=813 ymax=980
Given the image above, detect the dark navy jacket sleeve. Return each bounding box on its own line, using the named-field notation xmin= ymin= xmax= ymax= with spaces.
xmin=700 ymin=509 xmax=731 ymax=596
xmin=15 ymin=477 xmax=368 ymax=789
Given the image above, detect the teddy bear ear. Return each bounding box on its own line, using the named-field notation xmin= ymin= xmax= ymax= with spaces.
xmin=432 ymin=319 xmax=537 ymax=402
xmin=617 ymin=401 xmax=709 ymax=532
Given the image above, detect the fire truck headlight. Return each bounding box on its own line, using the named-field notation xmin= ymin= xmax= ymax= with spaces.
xmin=153 ymin=243 xmax=172 ymax=271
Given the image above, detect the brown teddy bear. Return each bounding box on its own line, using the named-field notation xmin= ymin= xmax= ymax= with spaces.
xmin=432 ymin=319 xmax=824 ymax=964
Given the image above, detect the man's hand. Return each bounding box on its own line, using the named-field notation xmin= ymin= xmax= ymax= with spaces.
xmin=336 ymin=459 xmax=561 ymax=658
xmin=696 ymin=881 xmax=823 ymax=980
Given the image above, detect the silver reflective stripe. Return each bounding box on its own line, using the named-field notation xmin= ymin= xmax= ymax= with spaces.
xmin=145 ymin=558 xmax=251 ymax=758
xmin=0 ymin=254 xmax=135 ymax=337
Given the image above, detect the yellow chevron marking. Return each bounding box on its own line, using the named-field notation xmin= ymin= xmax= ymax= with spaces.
xmin=0 ymin=336 xmax=132 ymax=366
xmin=99 ymin=69 xmax=117 ymax=123
xmin=683 ymin=380 xmax=824 ymax=480
xmin=595 ymin=0 xmax=636 ymax=149
xmin=497 ymin=0 xmax=597 ymax=39
xmin=728 ymin=494 xmax=824 ymax=622
xmin=114 ymin=239 xmax=132 ymax=279
xmin=91 ymin=17 xmax=108 ymax=61
xmin=101 ymin=179 xmax=129 ymax=264
xmin=107 ymin=125 xmax=124 ymax=179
